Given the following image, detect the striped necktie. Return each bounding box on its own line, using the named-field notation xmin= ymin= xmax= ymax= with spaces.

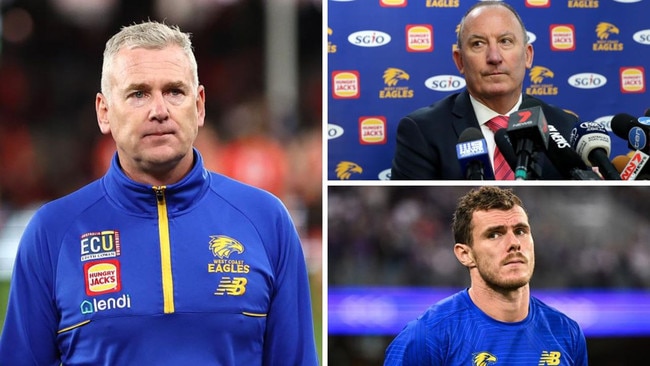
xmin=485 ymin=115 xmax=515 ymax=180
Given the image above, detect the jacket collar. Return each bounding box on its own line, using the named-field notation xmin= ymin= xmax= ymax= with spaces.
xmin=102 ymin=148 xmax=210 ymax=216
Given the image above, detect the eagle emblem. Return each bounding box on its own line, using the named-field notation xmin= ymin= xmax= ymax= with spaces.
xmin=335 ymin=161 xmax=363 ymax=180
xmin=473 ymin=352 xmax=497 ymax=366
xmin=209 ymin=235 xmax=244 ymax=259
xmin=383 ymin=68 xmax=410 ymax=87
xmin=596 ymin=22 xmax=619 ymax=40
xmin=529 ymin=66 xmax=554 ymax=84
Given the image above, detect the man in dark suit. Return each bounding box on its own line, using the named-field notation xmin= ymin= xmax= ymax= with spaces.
xmin=391 ymin=1 xmax=578 ymax=180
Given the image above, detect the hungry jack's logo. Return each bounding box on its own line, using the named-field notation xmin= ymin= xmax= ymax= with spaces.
xmin=84 ymin=259 xmax=121 ymax=296
xmin=549 ymin=24 xmax=575 ymax=51
xmin=620 ymin=67 xmax=646 ymax=93
xmin=406 ymin=25 xmax=433 ymax=52
xmin=332 ymin=71 xmax=360 ymax=99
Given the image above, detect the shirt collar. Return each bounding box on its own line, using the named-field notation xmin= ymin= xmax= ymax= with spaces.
xmin=470 ymin=94 xmax=523 ymax=127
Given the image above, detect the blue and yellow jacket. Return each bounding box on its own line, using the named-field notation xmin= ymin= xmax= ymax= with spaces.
xmin=0 ymin=149 xmax=318 ymax=366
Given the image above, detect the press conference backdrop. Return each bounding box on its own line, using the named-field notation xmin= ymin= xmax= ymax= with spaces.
xmin=327 ymin=0 xmax=649 ymax=180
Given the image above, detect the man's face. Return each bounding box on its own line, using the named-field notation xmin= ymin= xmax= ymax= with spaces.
xmin=453 ymin=5 xmax=533 ymax=104
xmin=467 ymin=206 xmax=535 ymax=291
xmin=96 ymin=45 xmax=205 ymax=180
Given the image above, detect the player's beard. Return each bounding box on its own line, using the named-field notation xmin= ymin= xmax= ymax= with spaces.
xmin=475 ymin=254 xmax=534 ymax=291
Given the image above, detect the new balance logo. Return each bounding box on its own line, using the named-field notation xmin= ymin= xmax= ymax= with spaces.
xmin=214 ymin=277 xmax=247 ymax=296
xmin=538 ymin=351 xmax=561 ymax=365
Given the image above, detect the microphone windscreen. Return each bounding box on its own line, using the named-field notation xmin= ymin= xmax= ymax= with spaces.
xmin=494 ymin=128 xmax=518 ymax=171
xmin=610 ymin=113 xmax=637 ymax=139
xmin=611 ymin=155 xmax=631 ymax=174
xmin=458 ymin=127 xmax=484 ymax=143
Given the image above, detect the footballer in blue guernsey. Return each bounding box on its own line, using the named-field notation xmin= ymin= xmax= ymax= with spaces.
xmin=385 ymin=186 xmax=587 ymax=365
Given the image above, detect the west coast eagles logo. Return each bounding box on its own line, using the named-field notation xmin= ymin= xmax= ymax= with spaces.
xmin=380 ymin=68 xmax=414 ymax=98
xmin=209 ymin=235 xmax=244 ymax=259
xmin=335 ymin=161 xmax=363 ymax=180
xmin=593 ymin=22 xmax=623 ymax=51
xmin=383 ymin=68 xmax=409 ymax=86
xmin=529 ymin=66 xmax=554 ymax=84
xmin=473 ymin=352 xmax=497 ymax=366
xmin=596 ymin=22 xmax=618 ymax=40
xmin=526 ymin=66 xmax=558 ymax=96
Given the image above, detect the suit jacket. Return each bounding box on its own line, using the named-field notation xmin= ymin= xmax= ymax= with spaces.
xmin=390 ymin=90 xmax=579 ymax=180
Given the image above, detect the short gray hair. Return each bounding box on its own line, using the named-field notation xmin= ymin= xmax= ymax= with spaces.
xmin=100 ymin=20 xmax=198 ymax=99
xmin=456 ymin=1 xmax=528 ymax=49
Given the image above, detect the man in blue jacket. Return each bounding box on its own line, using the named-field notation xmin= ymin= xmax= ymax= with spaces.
xmin=0 ymin=20 xmax=318 ymax=366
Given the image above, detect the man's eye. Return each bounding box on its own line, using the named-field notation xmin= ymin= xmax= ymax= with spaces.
xmin=133 ymin=91 xmax=145 ymax=98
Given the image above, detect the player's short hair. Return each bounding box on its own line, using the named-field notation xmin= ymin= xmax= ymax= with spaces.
xmin=456 ymin=0 xmax=528 ymax=49
xmin=100 ymin=20 xmax=198 ymax=101
xmin=452 ymin=186 xmax=525 ymax=246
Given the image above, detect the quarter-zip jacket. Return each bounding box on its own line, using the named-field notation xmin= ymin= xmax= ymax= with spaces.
xmin=0 ymin=149 xmax=318 ymax=366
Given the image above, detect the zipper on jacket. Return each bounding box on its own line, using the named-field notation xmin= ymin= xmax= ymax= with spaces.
xmin=154 ymin=186 xmax=175 ymax=314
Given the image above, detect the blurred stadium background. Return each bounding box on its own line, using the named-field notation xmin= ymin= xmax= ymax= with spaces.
xmin=329 ymin=185 xmax=650 ymax=365
xmin=0 ymin=0 xmax=323 ymax=362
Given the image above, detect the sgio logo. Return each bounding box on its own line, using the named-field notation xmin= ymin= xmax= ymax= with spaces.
xmin=348 ymin=30 xmax=391 ymax=47
xmin=328 ymin=124 xmax=344 ymax=140
xmin=425 ymin=75 xmax=465 ymax=91
xmin=568 ymin=73 xmax=607 ymax=89
xmin=633 ymin=30 xmax=650 ymax=45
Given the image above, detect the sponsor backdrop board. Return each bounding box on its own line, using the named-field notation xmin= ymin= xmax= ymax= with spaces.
xmin=327 ymin=0 xmax=649 ymax=180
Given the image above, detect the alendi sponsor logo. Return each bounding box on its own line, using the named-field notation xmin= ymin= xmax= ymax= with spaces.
xmin=526 ymin=66 xmax=558 ymax=96
xmin=208 ymin=235 xmax=250 ymax=274
xmin=80 ymin=294 xmax=131 ymax=315
xmin=380 ymin=68 xmax=414 ymax=98
xmin=593 ymin=22 xmax=623 ymax=51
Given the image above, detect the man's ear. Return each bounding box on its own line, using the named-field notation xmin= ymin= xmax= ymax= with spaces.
xmin=454 ymin=243 xmax=476 ymax=268
xmin=96 ymin=93 xmax=111 ymax=135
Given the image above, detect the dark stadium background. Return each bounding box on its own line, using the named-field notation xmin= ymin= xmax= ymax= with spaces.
xmin=329 ymin=185 xmax=650 ymax=366
xmin=0 ymin=0 xmax=323 ymax=363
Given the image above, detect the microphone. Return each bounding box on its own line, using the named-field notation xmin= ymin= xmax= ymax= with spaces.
xmin=506 ymin=106 xmax=549 ymax=180
xmin=544 ymin=124 xmax=602 ymax=180
xmin=569 ymin=121 xmax=621 ymax=180
xmin=494 ymin=128 xmax=542 ymax=178
xmin=610 ymin=113 xmax=650 ymax=153
xmin=618 ymin=150 xmax=650 ymax=180
xmin=611 ymin=154 xmax=631 ymax=174
xmin=456 ymin=127 xmax=494 ymax=180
